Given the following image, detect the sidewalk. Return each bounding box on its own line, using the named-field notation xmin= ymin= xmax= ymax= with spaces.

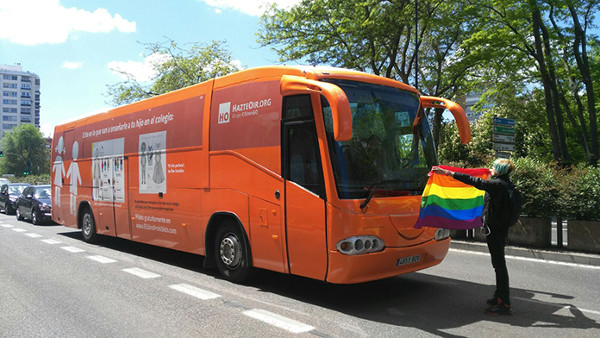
xmin=450 ymin=239 xmax=600 ymax=267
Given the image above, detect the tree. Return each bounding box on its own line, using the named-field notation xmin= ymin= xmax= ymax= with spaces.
xmin=461 ymin=0 xmax=599 ymax=165
xmin=107 ymin=39 xmax=242 ymax=106
xmin=258 ymin=0 xmax=479 ymax=147
xmin=0 ymin=124 xmax=50 ymax=177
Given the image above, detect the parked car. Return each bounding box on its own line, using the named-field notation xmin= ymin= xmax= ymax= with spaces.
xmin=0 ymin=178 xmax=10 ymax=186
xmin=16 ymin=185 xmax=52 ymax=225
xmin=0 ymin=183 xmax=31 ymax=215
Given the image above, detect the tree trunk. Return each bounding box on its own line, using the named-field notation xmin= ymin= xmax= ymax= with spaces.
xmin=568 ymin=4 xmax=598 ymax=165
xmin=530 ymin=0 xmax=562 ymax=162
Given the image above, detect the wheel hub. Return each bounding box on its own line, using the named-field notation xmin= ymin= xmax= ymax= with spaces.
xmin=219 ymin=234 xmax=242 ymax=268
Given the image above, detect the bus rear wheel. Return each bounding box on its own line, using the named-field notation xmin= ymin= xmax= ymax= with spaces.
xmin=214 ymin=220 xmax=252 ymax=283
xmin=81 ymin=208 xmax=98 ymax=243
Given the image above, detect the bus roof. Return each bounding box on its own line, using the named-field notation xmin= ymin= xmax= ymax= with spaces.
xmin=54 ymin=66 xmax=418 ymax=132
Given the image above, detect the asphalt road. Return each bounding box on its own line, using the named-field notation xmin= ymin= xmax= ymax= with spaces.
xmin=1 ymin=213 xmax=599 ymax=337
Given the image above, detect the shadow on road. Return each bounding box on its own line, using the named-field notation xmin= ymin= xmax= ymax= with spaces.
xmin=58 ymin=230 xmax=600 ymax=336
xmin=250 ymin=269 xmax=600 ymax=336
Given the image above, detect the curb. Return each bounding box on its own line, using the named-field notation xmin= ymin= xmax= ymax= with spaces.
xmin=450 ymin=240 xmax=600 ymax=267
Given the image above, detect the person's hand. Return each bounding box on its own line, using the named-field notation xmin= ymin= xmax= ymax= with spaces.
xmin=432 ymin=166 xmax=451 ymax=176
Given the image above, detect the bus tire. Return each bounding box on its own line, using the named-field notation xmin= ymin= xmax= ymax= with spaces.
xmin=214 ymin=220 xmax=253 ymax=283
xmin=81 ymin=207 xmax=98 ymax=244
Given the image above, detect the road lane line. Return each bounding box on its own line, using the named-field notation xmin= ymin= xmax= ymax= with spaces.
xmin=41 ymin=239 xmax=62 ymax=244
xmin=61 ymin=246 xmax=85 ymax=253
xmin=87 ymin=255 xmax=117 ymax=264
xmin=169 ymin=284 xmax=221 ymax=300
xmin=243 ymin=309 xmax=314 ymax=334
xmin=0 ymin=223 xmax=13 ymax=228
xmin=122 ymin=268 xmax=161 ymax=279
xmin=11 ymin=228 xmax=27 ymax=232
xmin=25 ymin=233 xmax=43 ymax=238
xmin=515 ymin=297 xmax=600 ymax=317
xmin=449 ymin=248 xmax=600 ymax=270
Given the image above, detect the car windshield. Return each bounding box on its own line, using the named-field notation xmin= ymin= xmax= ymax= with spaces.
xmin=9 ymin=186 xmax=27 ymax=195
xmin=35 ymin=188 xmax=51 ymax=199
xmin=320 ymin=79 xmax=437 ymax=199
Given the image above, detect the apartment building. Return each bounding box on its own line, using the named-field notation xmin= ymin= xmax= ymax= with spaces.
xmin=0 ymin=64 xmax=41 ymax=136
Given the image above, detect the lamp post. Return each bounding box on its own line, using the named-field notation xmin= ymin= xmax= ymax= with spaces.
xmin=414 ymin=0 xmax=418 ymax=91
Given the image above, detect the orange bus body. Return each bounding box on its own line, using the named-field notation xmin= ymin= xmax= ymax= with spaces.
xmin=51 ymin=66 xmax=470 ymax=284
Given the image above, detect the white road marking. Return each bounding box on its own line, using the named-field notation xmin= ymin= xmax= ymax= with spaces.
xmin=122 ymin=268 xmax=161 ymax=279
xmin=169 ymin=283 xmax=221 ymax=300
xmin=515 ymin=297 xmax=600 ymax=317
xmin=41 ymin=239 xmax=62 ymax=244
xmin=0 ymin=223 xmax=13 ymax=228
xmin=449 ymin=248 xmax=600 ymax=270
xmin=61 ymin=246 xmax=85 ymax=253
xmin=243 ymin=309 xmax=314 ymax=334
xmin=11 ymin=228 xmax=27 ymax=232
xmin=25 ymin=233 xmax=43 ymax=238
xmin=87 ymin=255 xmax=117 ymax=264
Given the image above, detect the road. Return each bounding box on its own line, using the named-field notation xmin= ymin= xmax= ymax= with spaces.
xmin=1 ymin=213 xmax=599 ymax=337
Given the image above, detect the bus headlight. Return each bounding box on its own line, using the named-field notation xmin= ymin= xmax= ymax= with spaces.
xmin=336 ymin=236 xmax=385 ymax=255
xmin=435 ymin=228 xmax=450 ymax=240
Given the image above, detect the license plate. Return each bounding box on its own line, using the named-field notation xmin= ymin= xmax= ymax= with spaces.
xmin=397 ymin=255 xmax=421 ymax=266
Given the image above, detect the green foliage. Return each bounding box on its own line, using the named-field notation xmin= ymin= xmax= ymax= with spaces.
xmin=437 ymin=111 xmax=494 ymax=167
xmin=0 ymin=124 xmax=50 ymax=177
xmin=107 ymin=39 xmax=241 ymax=106
xmin=8 ymin=174 xmax=51 ymax=185
xmin=258 ymin=0 xmax=477 ymax=97
xmin=555 ymin=165 xmax=600 ymax=221
xmin=510 ymin=158 xmax=560 ymax=218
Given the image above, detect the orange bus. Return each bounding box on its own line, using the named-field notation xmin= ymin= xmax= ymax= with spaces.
xmin=51 ymin=66 xmax=471 ymax=284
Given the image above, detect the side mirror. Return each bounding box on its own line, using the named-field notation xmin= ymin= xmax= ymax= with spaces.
xmin=280 ymin=75 xmax=352 ymax=141
xmin=421 ymin=96 xmax=471 ymax=144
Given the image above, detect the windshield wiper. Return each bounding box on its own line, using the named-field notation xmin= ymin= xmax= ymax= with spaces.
xmin=360 ymin=183 xmax=378 ymax=209
xmin=360 ymin=179 xmax=418 ymax=209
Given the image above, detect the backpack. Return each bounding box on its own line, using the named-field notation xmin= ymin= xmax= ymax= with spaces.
xmin=500 ymin=180 xmax=523 ymax=227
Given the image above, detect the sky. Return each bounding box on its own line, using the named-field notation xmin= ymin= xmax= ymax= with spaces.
xmin=0 ymin=0 xmax=302 ymax=137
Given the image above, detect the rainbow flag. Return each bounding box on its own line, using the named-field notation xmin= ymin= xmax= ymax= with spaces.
xmin=414 ymin=165 xmax=490 ymax=230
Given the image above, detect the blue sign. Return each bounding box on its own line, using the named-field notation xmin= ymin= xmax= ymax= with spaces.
xmin=493 ymin=117 xmax=515 ymax=126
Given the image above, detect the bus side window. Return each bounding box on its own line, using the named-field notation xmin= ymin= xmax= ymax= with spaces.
xmin=283 ymin=95 xmax=325 ymax=198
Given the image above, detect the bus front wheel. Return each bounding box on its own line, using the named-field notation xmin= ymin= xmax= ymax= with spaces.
xmin=81 ymin=208 xmax=98 ymax=244
xmin=214 ymin=220 xmax=252 ymax=283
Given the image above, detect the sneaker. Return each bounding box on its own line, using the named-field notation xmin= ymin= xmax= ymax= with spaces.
xmin=486 ymin=297 xmax=498 ymax=305
xmin=484 ymin=300 xmax=512 ymax=316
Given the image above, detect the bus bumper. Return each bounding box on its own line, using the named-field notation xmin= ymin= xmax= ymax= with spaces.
xmin=326 ymin=238 xmax=451 ymax=284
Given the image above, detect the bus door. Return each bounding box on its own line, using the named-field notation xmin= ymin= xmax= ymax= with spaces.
xmin=282 ymin=95 xmax=328 ymax=280
xmin=95 ymin=155 xmax=131 ymax=239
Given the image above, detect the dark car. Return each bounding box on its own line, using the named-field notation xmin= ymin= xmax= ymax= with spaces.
xmin=16 ymin=185 xmax=52 ymax=225
xmin=0 ymin=183 xmax=32 ymax=215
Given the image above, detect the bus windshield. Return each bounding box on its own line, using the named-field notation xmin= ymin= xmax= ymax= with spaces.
xmin=321 ymin=79 xmax=437 ymax=199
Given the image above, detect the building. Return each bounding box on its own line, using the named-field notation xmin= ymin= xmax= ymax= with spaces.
xmin=463 ymin=92 xmax=483 ymax=123
xmin=0 ymin=64 xmax=41 ymax=137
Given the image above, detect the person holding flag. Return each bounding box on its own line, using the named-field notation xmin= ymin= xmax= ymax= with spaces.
xmin=432 ymin=159 xmax=516 ymax=316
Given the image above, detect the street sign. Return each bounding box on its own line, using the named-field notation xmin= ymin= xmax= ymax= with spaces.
xmin=495 ymin=151 xmax=512 ymax=159
xmin=494 ymin=126 xmax=515 ymax=134
xmin=493 ymin=117 xmax=515 ymax=126
xmin=494 ymin=142 xmax=516 ymax=151
xmin=494 ymin=134 xmax=515 ymax=143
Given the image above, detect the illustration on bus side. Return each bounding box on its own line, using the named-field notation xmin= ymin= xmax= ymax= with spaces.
xmin=92 ymin=138 xmax=125 ymax=203
xmin=52 ymin=136 xmax=65 ymax=208
xmin=65 ymin=141 xmax=81 ymax=215
xmin=139 ymin=131 xmax=167 ymax=194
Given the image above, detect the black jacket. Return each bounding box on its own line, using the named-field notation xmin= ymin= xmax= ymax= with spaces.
xmin=452 ymin=172 xmax=512 ymax=230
